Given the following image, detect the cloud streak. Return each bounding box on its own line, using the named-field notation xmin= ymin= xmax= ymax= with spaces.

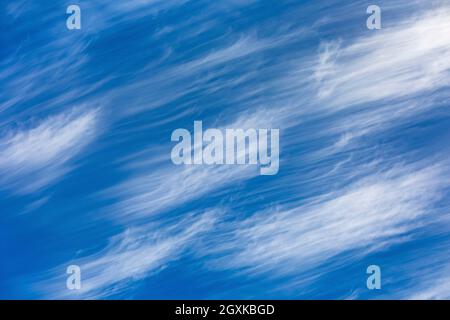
xmin=0 ymin=109 xmax=99 ymax=194
xmin=40 ymin=210 xmax=217 ymax=299
xmin=314 ymin=7 xmax=450 ymax=108
xmin=205 ymin=163 xmax=448 ymax=279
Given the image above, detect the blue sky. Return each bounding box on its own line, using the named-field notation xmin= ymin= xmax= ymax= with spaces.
xmin=1 ymin=0 xmax=450 ymax=299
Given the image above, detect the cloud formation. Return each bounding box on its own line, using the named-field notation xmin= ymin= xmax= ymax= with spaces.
xmin=0 ymin=109 xmax=99 ymax=194
xmin=206 ymin=164 xmax=447 ymax=278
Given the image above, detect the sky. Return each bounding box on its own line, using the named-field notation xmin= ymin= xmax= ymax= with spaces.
xmin=1 ymin=0 xmax=450 ymax=299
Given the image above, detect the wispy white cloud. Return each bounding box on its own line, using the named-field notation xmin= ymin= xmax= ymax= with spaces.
xmin=41 ymin=210 xmax=217 ymax=299
xmin=104 ymin=108 xmax=281 ymax=220
xmin=314 ymin=7 xmax=450 ymax=108
xmin=205 ymin=163 xmax=447 ymax=278
xmin=300 ymin=6 xmax=450 ymax=157
xmin=408 ymin=276 xmax=450 ymax=300
xmin=112 ymin=27 xmax=311 ymax=117
xmin=378 ymin=236 xmax=450 ymax=300
xmin=0 ymin=109 xmax=99 ymax=194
